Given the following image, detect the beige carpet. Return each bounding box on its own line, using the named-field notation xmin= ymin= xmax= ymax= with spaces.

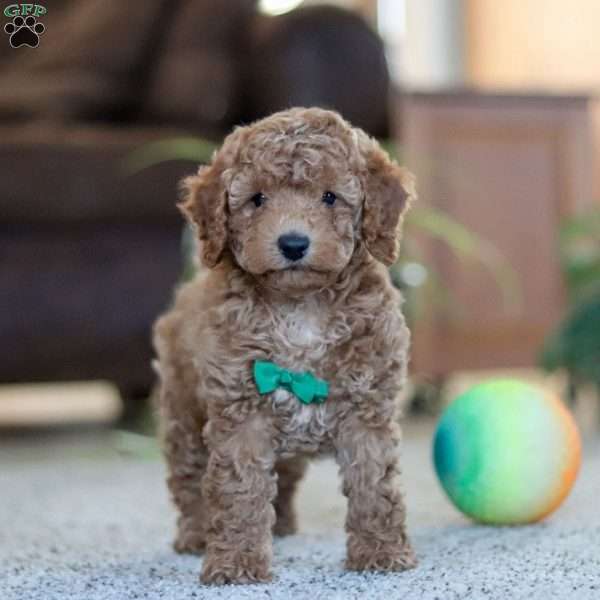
xmin=1 ymin=416 xmax=599 ymax=600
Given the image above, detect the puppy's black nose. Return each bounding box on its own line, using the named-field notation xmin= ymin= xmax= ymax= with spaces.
xmin=277 ymin=232 xmax=310 ymax=261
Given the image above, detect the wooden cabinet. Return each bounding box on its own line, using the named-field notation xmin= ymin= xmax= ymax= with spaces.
xmin=401 ymin=91 xmax=598 ymax=375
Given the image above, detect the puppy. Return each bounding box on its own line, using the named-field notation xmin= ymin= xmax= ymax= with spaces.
xmin=153 ymin=107 xmax=416 ymax=585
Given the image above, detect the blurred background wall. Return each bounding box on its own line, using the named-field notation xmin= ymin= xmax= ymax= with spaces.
xmin=466 ymin=0 xmax=600 ymax=90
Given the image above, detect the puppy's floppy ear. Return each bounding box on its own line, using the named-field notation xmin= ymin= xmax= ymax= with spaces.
xmin=178 ymin=159 xmax=227 ymax=269
xmin=358 ymin=133 xmax=416 ymax=266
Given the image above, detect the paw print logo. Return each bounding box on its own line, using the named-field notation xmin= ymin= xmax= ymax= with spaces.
xmin=4 ymin=15 xmax=45 ymax=48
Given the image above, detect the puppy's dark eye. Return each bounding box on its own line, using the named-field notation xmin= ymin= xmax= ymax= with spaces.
xmin=251 ymin=192 xmax=266 ymax=208
xmin=322 ymin=191 xmax=337 ymax=206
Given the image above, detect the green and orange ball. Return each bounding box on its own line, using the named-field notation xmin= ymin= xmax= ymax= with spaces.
xmin=433 ymin=380 xmax=581 ymax=525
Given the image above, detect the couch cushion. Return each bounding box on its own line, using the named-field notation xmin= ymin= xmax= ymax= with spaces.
xmin=0 ymin=223 xmax=181 ymax=388
xmin=0 ymin=0 xmax=170 ymax=121
xmin=240 ymin=5 xmax=391 ymax=138
xmin=0 ymin=124 xmax=197 ymax=223
xmin=141 ymin=0 xmax=256 ymax=136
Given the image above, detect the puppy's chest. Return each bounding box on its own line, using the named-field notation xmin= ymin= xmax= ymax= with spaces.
xmin=257 ymin=301 xmax=346 ymax=448
xmin=261 ymin=298 xmax=352 ymax=372
xmin=270 ymin=304 xmax=329 ymax=361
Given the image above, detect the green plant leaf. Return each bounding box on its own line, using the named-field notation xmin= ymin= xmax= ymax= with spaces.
xmin=123 ymin=137 xmax=218 ymax=174
xmin=406 ymin=207 xmax=522 ymax=312
xmin=558 ymin=209 xmax=600 ymax=301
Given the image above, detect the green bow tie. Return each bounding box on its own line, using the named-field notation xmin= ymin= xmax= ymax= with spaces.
xmin=253 ymin=360 xmax=329 ymax=405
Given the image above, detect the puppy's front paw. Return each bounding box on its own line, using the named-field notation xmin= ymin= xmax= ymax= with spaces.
xmin=200 ymin=552 xmax=272 ymax=585
xmin=346 ymin=541 xmax=417 ymax=572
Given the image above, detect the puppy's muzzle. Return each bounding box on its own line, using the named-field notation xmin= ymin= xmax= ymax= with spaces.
xmin=277 ymin=232 xmax=310 ymax=262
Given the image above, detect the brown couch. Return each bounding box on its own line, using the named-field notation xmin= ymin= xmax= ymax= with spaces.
xmin=0 ymin=0 xmax=392 ymax=419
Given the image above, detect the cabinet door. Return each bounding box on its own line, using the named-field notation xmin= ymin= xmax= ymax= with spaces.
xmin=402 ymin=93 xmax=595 ymax=375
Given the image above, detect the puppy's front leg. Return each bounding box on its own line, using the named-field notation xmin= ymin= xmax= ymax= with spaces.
xmin=335 ymin=415 xmax=416 ymax=572
xmin=200 ymin=414 xmax=277 ymax=585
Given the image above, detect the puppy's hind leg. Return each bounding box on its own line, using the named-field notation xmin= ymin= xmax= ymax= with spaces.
xmin=162 ymin=415 xmax=209 ymax=555
xmin=154 ymin=328 xmax=209 ymax=555
xmin=273 ymin=456 xmax=307 ymax=536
